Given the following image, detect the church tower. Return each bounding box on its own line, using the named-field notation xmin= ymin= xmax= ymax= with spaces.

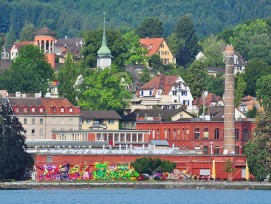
xmin=34 ymin=26 xmax=56 ymax=69
xmin=97 ymin=16 xmax=112 ymax=69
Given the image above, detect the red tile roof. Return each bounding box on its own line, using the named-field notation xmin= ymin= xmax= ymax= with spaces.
xmin=41 ymin=98 xmax=80 ymax=115
xmin=138 ymin=74 xmax=178 ymax=96
xmin=193 ymin=93 xmax=222 ymax=108
xmin=34 ymin=26 xmax=56 ymax=36
xmin=139 ymin=38 xmax=164 ymax=56
xmin=9 ymin=97 xmax=80 ymax=115
xmin=12 ymin=41 xmax=34 ymax=51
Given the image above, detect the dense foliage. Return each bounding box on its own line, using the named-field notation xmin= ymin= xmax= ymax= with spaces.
xmin=131 ymin=157 xmax=176 ymax=175
xmin=0 ymin=103 xmax=34 ymax=180
xmin=0 ymin=45 xmax=54 ymax=94
xmin=1 ymin=0 xmax=271 ymax=38
xmin=245 ymin=112 xmax=271 ymax=181
xmin=78 ymin=67 xmax=132 ymax=114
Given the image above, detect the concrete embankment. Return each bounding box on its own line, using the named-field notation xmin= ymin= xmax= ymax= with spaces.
xmin=1 ymin=181 xmax=271 ymax=190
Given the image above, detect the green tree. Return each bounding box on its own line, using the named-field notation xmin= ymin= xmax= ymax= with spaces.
xmin=229 ymin=19 xmax=271 ymax=63
xmin=224 ymin=159 xmax=235 ymax=182
xmin=206 ymin=73 xmax=224 ymax=97
xmin=148 ymin=54 xmax=163 ymax=72
xmin=123 ymin=30 xmax=148 ymax=65
xmin=200 ymin=34 xmax=226 ymax=67
xmin=20 ymin=23 xmax=35 ymax=41
xmin=246 ymin=106 xmax=257 ymax=118
xmin=81 ymin=29 xmax=128 ymax=70
xmin=256 ymin=74 xmax=271 ymax=112
xmin=244 ymin=112 xmax=271 ymax=181
xmin=0 ymin=44 xmax=53 ymax=94
xmin=244 ymin=59 xmax=271 ymax=96
xmin=172 ymin=16 xmax=200 ymax=67
xmin=235 ymin=73 xmax=246 ymax=107
xmin=58 ymin=53 xmax=79 ymax=105
xmin=139 ymin=67 xmax=151 ymax=83
xmin=78 ymin=67 xmax=132 ymax=114
xmin=186 ymin=60 xmax=208 ymax=98
xmin=131 ymin=157 xmax=176 ymax=175
xmin=136 ymin=17 xmax=163 ymax=38
xmin=0 ymin=103 xmax=34 ymax=180
xmin=4 ymin=26 xmax=16 ymax=50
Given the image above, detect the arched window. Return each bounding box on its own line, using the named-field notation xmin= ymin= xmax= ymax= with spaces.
xmin=242 ymin=127 xmax=249 ymax=141
xmin=194 ymin=128 xmax=200 ymax=139
xmin=203 ymin=128 xmax=209 ymax=139
xmin=164 ymin=129 xmax=167 ymax=139
xmin=168 ymin=129 xmax=171 ymax=139
xmin=214 ymin=128 xmax=220 ymax=140
xmin=173 ymin=129 xmax=176 ymax=139
xmin=235 ymin=128 xmax=240 ymax=140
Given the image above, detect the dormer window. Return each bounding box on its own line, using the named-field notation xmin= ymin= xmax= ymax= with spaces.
xmin=69 ymin=107 xmax=73 ymax=113
xmin=31 ymin=107 xmax=36 ymax=113
xmin=14 ymin=107 xmax=20 ymax=113
xmin=39 ymin=107 xmax=44 ymax=113
xmin=60 ymin=107 xmax=65 ymax=113
xmin=23 ymin=107 xmax=28 ymax=113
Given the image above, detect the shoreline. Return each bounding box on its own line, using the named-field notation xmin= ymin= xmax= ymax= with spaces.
xmin=1 ymin=181 xmax=271 ymax=190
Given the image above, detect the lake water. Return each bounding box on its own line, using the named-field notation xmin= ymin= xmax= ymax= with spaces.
xmin=0 ymin=189 xmax=270 ymax=204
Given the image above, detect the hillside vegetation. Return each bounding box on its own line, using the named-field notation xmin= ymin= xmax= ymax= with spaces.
xmin=1 ymin=0 xmax=271 ymax=38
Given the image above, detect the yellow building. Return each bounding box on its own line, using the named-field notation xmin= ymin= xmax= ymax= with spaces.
xmin=81 ymin=110 xmax=121 ymax=130
xmin=140 ymin=38 xmax=175 ymax=65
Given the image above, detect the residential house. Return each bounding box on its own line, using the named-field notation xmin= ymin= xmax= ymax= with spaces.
xmin=131 ymin=73 xmax=193 ymax=111
xmin=1 ymin=47 xmax=9 ymax=59
xmin=139 ymin=38 xmax=175 ymax=65
xmin=122 ymin=108 xmax=194 ymax=129
xmin=55 ymin=36 xmax=83 ymax=64
xmin=81 ymin=110 xmax=122 ymax=130
xmin=204 ymin=67 xmax=224 ymax=77
xmin=10 ymin=41 xmax=33 ymax=60
xmin=8 ymin=93 xmax=81 ymax=140
xmin=239 ymin=95 xmax=263 ymax=114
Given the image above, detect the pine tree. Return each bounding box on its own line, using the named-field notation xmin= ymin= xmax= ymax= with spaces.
xmin=4 ymin=26 xmax=16 ymax=50
xmin=0 ymin=103 xmax=34 ymax=180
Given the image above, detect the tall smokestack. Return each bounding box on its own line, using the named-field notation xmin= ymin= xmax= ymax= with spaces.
xmin=224 ymin=45 xmax=235 ymax=154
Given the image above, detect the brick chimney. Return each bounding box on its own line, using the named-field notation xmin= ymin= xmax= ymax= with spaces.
xmin=224 ymin=45 xmax=235 ymax=154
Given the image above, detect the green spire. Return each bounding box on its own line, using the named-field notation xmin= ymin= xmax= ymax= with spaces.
xmin=97 ymin=16 xmax=112 ymax=57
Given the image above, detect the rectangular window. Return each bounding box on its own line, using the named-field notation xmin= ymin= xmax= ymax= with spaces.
xmin=40 ymin=128 xmax=44 ymax=135
xmin=31 ymin=128 xmax=35 ymax=135
xmin=200 ymin=169 xmax=210 ymax=176
xmin=114 ymin=133 xmax=119 ymax=142
xmin=32 ymin=118 xmax=35 ymax=124
xmin=96 ymin=133 xmax=102 ymax=141
xmin=203 ymin=132 xmax=209 ymax=139
xmin=214 ymin=147 xmax=220 ymax=154
xmin=120 ymin=133 xmax=125 ymax=142
xmin=203 ymin=146 xmax=209 ymax=154
xmin=172 ymin=91 xmax=177 ymax=95
xmin=31 ymin=107 xmax=35 ymax=112
xmin=126 ymin=133 xmax=131 ymax=142
xmin=108 ymin=120 xmax=114 ymax=124
xmin=138 ymin=134 xmax=143 ymax=142
xmin=181 ymin=91 xmax=187 ymax=96
xmin=24 ymin=118 xmax=27 ymax=124
xmin=69 ymin=118 xmax=73 ymax=125
xmin=149 ymin=91 xmax=152 ymax=96
xmin=86 ymin=119 xmax=91 ymax=124
xmin=60 ymin=108 xmax=65 ymax=113
xmin=40 ymin=118 xmax=43 ymax=125
xmin=132 ymin=133 xmax=137 ymax=142
xmin=46 ymin=157 xmax=53 ymax=163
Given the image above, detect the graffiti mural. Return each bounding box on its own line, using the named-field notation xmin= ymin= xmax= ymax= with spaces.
xmin=36 ymin=162 xmax=139 ymax=181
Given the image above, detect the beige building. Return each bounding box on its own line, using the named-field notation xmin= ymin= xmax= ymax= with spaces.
xmin=8 ymin=94 xmax=81 ymax=140
xmin=81 ymin=110 xmax=121 ymax=130
xmin=139 ymin=38 xmax=175 ymax=65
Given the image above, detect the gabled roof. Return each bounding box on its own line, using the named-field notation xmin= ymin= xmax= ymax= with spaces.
xmin=193 ymin=93 xmax=222 ymax=108
xmin=209 ymin=106 xmax=224 ymax=118
xmin=81 ymin=110 xmax=122 ymax=120
xmin=234 ymin=51 xmax=246 ymax=66
xmin=12 ymin=41 xmax=34 ymax=51
xmin=139 ymin=38 xmax=164 ymax=56
xmin=42 ymin=98 xmax=80 ymax=115
xmin=138 ymin=73 xmax=178 ymax=96
xmin=9 ymin=98 xmax=43 ymax=115
xmin=122 ymin=108 xmax=193 ymax=121
xmin=34 ymin=26 xmax=56 ymax=36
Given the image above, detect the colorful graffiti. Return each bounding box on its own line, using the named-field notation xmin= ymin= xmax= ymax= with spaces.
xmin=36 ymin=162 xmax=140 ymax=181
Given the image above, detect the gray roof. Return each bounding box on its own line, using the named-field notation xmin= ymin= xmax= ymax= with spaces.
xmin=26 ymin=140 xmax=109 ymax=148
xmin=122 ymin=108 xmax=193 ymax=121
xmin=81 ymin=110 xmax=122 ymax=120
xmin=149 ymin=140 xmax=169 ymax=146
